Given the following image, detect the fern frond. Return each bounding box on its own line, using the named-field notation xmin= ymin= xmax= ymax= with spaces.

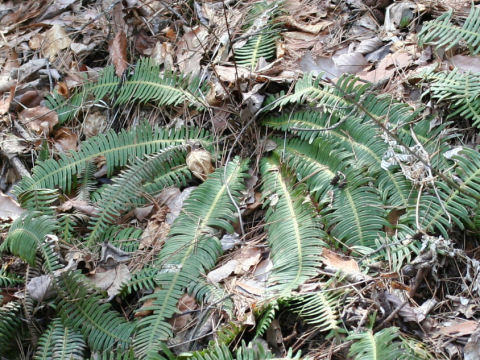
xmin=120 ymin=266 xmax=158 ymax=296
xmin=325 ymin=174 xmax=388 ymax=251
xmin=46 ymin=59 xmax=207 ymax=123
xmin=0 ymin=267 xmax=23 ymax=287
xmin=255 ymin=301 xmax=279 ymax=337
xmin=34 ymin=318 xmax=87 ymax=360
xmin=347 ymin=327 xmax=407 ymax=360
xmin=187 ymin=278 xmax=233 ymax=315
xmin=405 ymin=148 xmax=480 ymax=237
xmin=261 ymin=156 xmax=325 ymax=293
xmin=235 ymin=1 xmax=282 ymax=70
xmin=1 ymin=213 xmax=58 ymax=266
xmin=104 ymin=226 xmax=143 ymax=252
xmin=133 ymin=157 xmax=249 ymax=358
xmin=419 ymin=68 xmax=480 ymax=126
xmin=56 ymin=271 xmax=134 ymax=352
xmin=0 ymin=301 xmax=22 ymax=355
xmin=17 ymin=188 xmax=59 ymax=214
xmin=417 ymin=6 xmax=480 ymax=54
xmin=15 ymin=123 xmax=211 ymax=194
xmin=86 ymin=146 xmax=190 ymax=245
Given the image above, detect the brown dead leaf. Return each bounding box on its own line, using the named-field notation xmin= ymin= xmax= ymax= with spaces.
xmin=54 ymin=127 xmax=78 ymax=152
xmin=43 ymin=24 xmax=72 ymax=61
xmin=89 ymin=264 xmax=131 ymax=298
xmin=233 ymin=247 xmax=262 ymax=275
xmin=186 ymin=149 xmax=214 ymax=181
xmin=83 ymin=112 xmax=107 ymax=138
xmin=169 ymin=294 xmax=197 ymax=332
xmin=109 ymin=31 xmax=128 ymax=77
xmin=321 ymin=248 xmax=360 ymax=274
xmin=0 ymin=85 xmax=15 ymax=115
xmin=0 ymin=51 xmax=19 ymax=93
xmin=17 ymin=90 xmax=43 ymax=109
xmin=236 ymin=280 xmax=265 ymax=296
xmin=436 ymin=320 xmax=478 ymax=337
xmin=449 ymin=55 xmax=480 ymax=74
xmin=151 ymin=42 xmax=174 ymax=69
xmin=0 ymin=191 xmax=25 ymax=221
xmin=175 ymin=26 xmax=208 ymax=76
xmin=58 ymin=200 xmax=98 ymax=216
xmin=135 ymin=287 xmax=160 ymax=318
xmin=207 ymin=260 xmax=238 ymax=283
xmin=357 ymin=51 xmax=411 ymax=84
xmin=214 ymin=65 xmax=253 ymax=83
xmin=139 ymin=206 xmax=170 ymax=250
xmin=20 ymin=106 xmax=58 ymax=136
xmin=279 ymin=15 xmax=332 ymax=34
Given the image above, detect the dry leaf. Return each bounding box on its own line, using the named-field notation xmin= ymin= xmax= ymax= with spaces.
xmin=213 ymin=65 xmax=252 ymax=83
xmin=83 ymin=112 xmax=107 ymax=137
xmin=54 ymin=127 xmax=78 ymax=152
xmin=169 ymin=294 xmax=197 ymax=332
xmin=135 ymin=294 xmax=156 ymax=318
xmin=89 ymin=264 xmax=131 ymax=298
xmin=186 ymin=149 xmax=214 ymax=181
xmin=321 ymin=248 xmax=361 ymax=274
xmin=0 ymin=51 xmax=19 ymax=93
xmin=20 ymin=106 xmax=58 ymax=136
xmin=109 ymin=31 xmax=128 ymax=77
xmin=279 ymin=15 xmax=332 ymax=34
xmin=176 ymin=26 xmax=209 ymax=76
xmin=139 ymin=206 xmax=170 ymax=250
xmin=357 ymin=51 xmax=411 ymax=83
xmin=207 ymin=260 xmax=238 ymax=283
xmin=27 ymin=275 xmax=55 ymax=301
xmin=0 ymin=85 xmax=15 ymax=115
xmin=436 ymin=320 xmax=478 ymax=337
xmin=233 ymin=247 xmax=262 ymax=275
xmin=43 ymin=24 xmax=72 ymax=61
xmin=0 ymin=191 xmax=25 ymax=221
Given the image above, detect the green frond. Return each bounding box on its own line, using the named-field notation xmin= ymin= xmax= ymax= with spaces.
xmin=15 ymin=123 xmax=211 ymax=195
xmin=17 ymin=188 xmax=59 ymax=214
xmin=46 ymin=59 xmax=207 ymax=123
xmin=1 ymin=212 xmax=58 ymax=266
xmin=405 ymin=148 xmax=480 ymax=236
xmin=58 ymin=213 xmax=79 ymax=244
xmin=419 ymin=68 xmax=480 ymax=126
xmin=235 ymin=1 xmax=282 ymax=70
xmin=291 ymin=290 xmax=344 ymax=332
xmin=0 ymin=266 xmax=23 ymax=287
xmin=120 ymin=267 xmax=158 ymax=296
xmin=133 ymin=157 xmax=249 ymax=358
xmin=417 ymin=6 xmax=480 ymax=54
xmin=104 ymin=226 xmax=143 ymax=252
xmin=187 ymin=278 xmax=233 ymax=315
xmin=77 ymin=161 xmax=97 ymax=202
xmin=255 ymin=301 xmax=279 ymax=337
xmin=261 ymin=156 xmax=325 ymax=293
xmin=56 ymin=271 xmax=134 ymax=352
xmin=325 ymin=175 xmax=388 ymax=251
xmin=86 ymin=146 xmax=190 ymax=245
xmin=34 ymin=318 xmax=87 ymax=360
xmin=347 ymin=327 xmax=407 ymax=360
xmin=0 ymin=301 xmax=22 ymax=355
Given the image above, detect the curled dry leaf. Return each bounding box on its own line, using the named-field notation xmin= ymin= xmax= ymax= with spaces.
xmin=54 ymin=127 xmax=78 ymax=152
xmin=0 ymin=191 xmax=25 ymax=221
xmin=279 ymin=15 xmax=332 ymax=34
xmin=83 ymin=111 xmax=107 ymax=138
xmin=0 ymin=85 xmax=15 ymax=115
xmin=43 ymin=24 xmax=72 ymax=61
xmin=89 ymin=264 xmax=131 ymax=298
xmin=19 ymin=106 xmax=58 ymax=136
xmin=0 ymin=51 xmax=19 ymax=93
xmin=186 ymin=148 xmax=214 ymax=181
xmin=169 ymin=294 xmax=197 ymax=332
xmin=109 ymin=31 xmax=128 ymax=77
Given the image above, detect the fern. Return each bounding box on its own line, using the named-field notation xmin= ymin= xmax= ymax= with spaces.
xmin=419 ymin=68 xmax=480 ymax=126
xmin=86 ymin=146 xmax=191 ymax=245
xmin=0 ymin=267 xmax=23 ymax=287
xmin=56 ymin=271 xmax=134 ymax=352
xmin=34 ymin=318 xmax=87 ymax=360
xmin=261 ymin=156 xmax=325 ymax=293
xmin=15 ymin=123 xmax=211 ymax=195
xmin=347 ymin=327 xmax=408 ymax=360
xmin=235 ymin=1 xmax=282 ymax=70
xmin=1 ymin=213 xmax=58 ymax=266
xmin=255 ymin=300 xmax=279 ymax=337
xmin=405 ymin=148 xmax=480 ymax=237
xmin=417 ymin=6 xmax=480 ymax=54
xmin=46 ymin=58 xmax=207 ymax=123
xmin=133 ymin=157 xmax=249 ymax=358
xmin=0 ymin=301 xmax=23 ymax=355
xmin=291 ymin=290 xmax=344 ymax=332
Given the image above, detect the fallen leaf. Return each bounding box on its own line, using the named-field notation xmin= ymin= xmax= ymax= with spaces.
xmin=279 ymin=15 xmax=332 ymax=34
xmin=357 ymin=50 xmax=411 ymax=84
xmin=109 ymin=31 xmax=128 ymax=77
xmin=43 ymin=24 xmax=72 ymax=61
xmin=17 ymin=90 xmax=43 ymax=109
xmin=165 ymin=187 xmax=196 ymax=224
xmin=54 ymin=127 xmax=78 ymax=152
xmin=170 ymin=294 xmax=197 ymax=332
xmin=0 ymin=85 xmax=15 ymax=115
xmin=83 ymin=112 xmax=107 ymax=138
xmin=220 ymin=233 xmax=241 ymax=251
xmin=436 ymin=320 xmax=478 ymax=337
xmin=89 ymin=264 xmax=131 ymax=298
xmin=0 ymin=191 xmax=25 ymax=221
xmin=151 ymin=41 xmax=174 ymax=69
xmin=332 ymin=51 xmax=368 ymax=75
xmin=321 ymin=248 xmax=361 ymax=275
xmin=214 ymin=65 xmax=253 ymax=83
xmin=233 ymin=247 xmax=262 ymax=275
xmin=207 ymin=260 xmax=238 ymax=283
xmin=236 ymin=279 xmax=265 ymax=296
xmin=0 ymin=51 xmax=19 ymax=93
xmin=449 ymin=55 xmax=480 ymax=74
xmin=19 ymin=106 xmax=58 ymax=136
xmin=139 ymin=206 xmax=170 ymax=250
xmin=186 ymin=148 xmax=214 ymax=181
xmin=27 ymin=275 xmax=55 ymax=302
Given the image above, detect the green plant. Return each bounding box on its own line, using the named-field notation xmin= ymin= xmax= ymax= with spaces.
xmin=417 ymin=6 xmax=480 ymax=54
xmin=347 ymin=327 xmax=407 ymax=360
